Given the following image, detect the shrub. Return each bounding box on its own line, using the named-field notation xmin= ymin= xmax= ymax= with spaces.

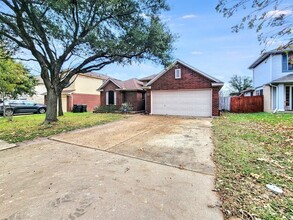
xmin=119 ymin=103 xmax=133 ymax=113
xmin=93 ymin=105 xmax=118 ymax=113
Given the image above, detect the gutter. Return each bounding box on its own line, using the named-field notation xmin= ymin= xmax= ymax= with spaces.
xmin=211 ymin=82 xmax=224 ymax=87
xmin=142 ymin=86 xmax=151 ymax=90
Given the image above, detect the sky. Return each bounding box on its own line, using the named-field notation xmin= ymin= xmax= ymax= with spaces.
xmin=100 ymin=0 xmax=265 ymax=84
xmin=22 ymin=0 xmax=288 ymax=87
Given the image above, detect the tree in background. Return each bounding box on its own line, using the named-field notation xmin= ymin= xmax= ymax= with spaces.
xmin=216 ymin=0 xmax=293 ymax=47
xmin=229 ymin=75 xmax=252 ymax=95
xmin=0 ymin=49 xmax=37 ymax=101
xmin=0 ymin=0 xmax=175 ymax=124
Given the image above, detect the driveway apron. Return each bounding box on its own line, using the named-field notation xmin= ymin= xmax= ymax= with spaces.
xmin=0 ymin=115 xmax=223 ymax=220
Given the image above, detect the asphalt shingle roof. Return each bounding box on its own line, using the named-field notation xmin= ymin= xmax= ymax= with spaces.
xmin=271 ymin=74 xmax=293 ymax=83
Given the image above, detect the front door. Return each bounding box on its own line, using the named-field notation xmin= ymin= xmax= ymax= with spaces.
xmin=108 ymin=91 xmax=114 ymax=105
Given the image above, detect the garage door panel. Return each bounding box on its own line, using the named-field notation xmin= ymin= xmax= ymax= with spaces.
xmin=151 ymin=90 xmax=212 ymax=117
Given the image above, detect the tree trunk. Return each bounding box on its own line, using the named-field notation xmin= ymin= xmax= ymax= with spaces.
xmin=44 ymin=87 xmax=58 ymax=123
xmin=58 ymin=90 xmax=64 ymax=117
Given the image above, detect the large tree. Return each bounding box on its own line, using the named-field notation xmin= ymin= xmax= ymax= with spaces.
xmin=216 ymin=0 xmax=293 ymax=47
xmin=229 ymin=75 xmax=252 ymax=95
xmin=0 ymin=0 xmax=174 ymax=123
xmin=0 ymin=49 xmax=37 ymax=100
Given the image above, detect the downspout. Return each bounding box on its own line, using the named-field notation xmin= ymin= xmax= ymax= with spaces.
xmin=270 ymin=84 xmax=278 ymax=113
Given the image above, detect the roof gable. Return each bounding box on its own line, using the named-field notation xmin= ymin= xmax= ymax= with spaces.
xmin=249 ymin=48 xmax=293 ymax=69
xmin=97 ymin=78 xmax=123 ymax=90
xmin=97 ymin=78 xmax=144 ymax=91
xmin=146 ymin=59 xmax=223 ymax=86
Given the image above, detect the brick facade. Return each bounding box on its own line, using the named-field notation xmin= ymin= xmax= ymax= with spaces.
xmin=71 ymin=93 xmax=100 ymax=111
xmin=212 ymin=87 xmax=220 ymax=116
xmin=100 ymin=81 xmax=145 ymax=111
xmin=124 ymin=91 xmax=144 ymax=111
xmin=145 ymin=90 xmax=151 ymax=114
xmin=100 ymin=81 xmax=123 ymax=107
xmin=147 ymin=63 xmax=222 ymax=116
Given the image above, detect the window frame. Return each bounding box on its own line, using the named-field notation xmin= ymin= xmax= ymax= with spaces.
xmin=287 ymin=52 xmax=293 ymax=71
xmin=175 ymin=68 xmax=181 ymax=79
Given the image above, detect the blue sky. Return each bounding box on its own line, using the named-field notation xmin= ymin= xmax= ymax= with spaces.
xmin=101 ymin=0 xmax=266 ymax=83
xmin=22 ymin=0 xmax=287 ymax=86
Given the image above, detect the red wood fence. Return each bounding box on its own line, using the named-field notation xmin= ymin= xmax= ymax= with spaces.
xmin=230 ymin=96 xmax=263 ymax=113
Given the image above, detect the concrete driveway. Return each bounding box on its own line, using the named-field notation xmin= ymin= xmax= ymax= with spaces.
xmin=0 ymin=115 xmax=223 ymax=220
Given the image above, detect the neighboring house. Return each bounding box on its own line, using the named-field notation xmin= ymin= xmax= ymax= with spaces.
xmin=98 ymin=60 xmax=224 ymax=116
xmin=26 ymin=76 xmax=46 ymax=104
xmin=249 ymin=48 xmax=293 ymax=112
xmin=139 ymin=74 xmax=157 ymax=85
xmin=240 ymin=87 xmax=255 ymax=97
xmin=41 ymin=73 xmax=108 ymax=112
xmin=98 ymin=78 xmax=145 ymax=111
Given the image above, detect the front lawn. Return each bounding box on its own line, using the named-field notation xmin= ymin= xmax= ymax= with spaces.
xmin=0 ymin=112 xmax=125 ymax=143
xmin=213 ymin=113 xmax=293 ymax=220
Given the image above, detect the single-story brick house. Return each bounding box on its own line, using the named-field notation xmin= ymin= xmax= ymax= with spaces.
xmin=98 ymin=60 xmax=223 ymax=116
xmin=97 ymin=78 xmax=145 ymax=111
xmin=144 ymin=60 xmax=224 ymax=116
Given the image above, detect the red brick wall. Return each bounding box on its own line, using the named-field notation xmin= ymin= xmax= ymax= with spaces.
xmin=145 ymin=90 xmax=151 ymax=113
xmin=151 ymin=63 xmax=212 ymax=90
xmin=67 ymin=95 xmax=73 ymax=112
xmin=212 ymin=87 xmax=220 ymax=116
xmin=71 ymin=93 xmax=100 ymax=111
xmin=123 ymin=91 xmax=145 ymax=111
xmin=146 ymin=63 xmax=222 ymax=116
xmin=100 ymin=81 xmax=146 ymax=111
xmin=100 ymin=81 xmax=123 ymax=107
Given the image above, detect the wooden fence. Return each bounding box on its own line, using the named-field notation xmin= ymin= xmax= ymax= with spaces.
xmin=230 ymin=96 xmax=263 ymax=113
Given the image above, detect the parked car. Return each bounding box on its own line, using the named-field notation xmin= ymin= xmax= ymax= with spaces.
xmin=0 ymin=100 xmax=46 ymax=116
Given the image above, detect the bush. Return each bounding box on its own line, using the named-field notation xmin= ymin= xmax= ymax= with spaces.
xmin=93 ymin=105 xmax=118 ymax=113
xmin=119 ymin=103 xmax=133 ymax=113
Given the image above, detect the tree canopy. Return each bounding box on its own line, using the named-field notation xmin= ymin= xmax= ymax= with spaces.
xmin=216 ymin=0 xmax=293 ymax=47
xmin=0 ymin=49 xmax=37 ymax=99
xmin=229 ymin=75 xmax=252 ymax=95
xmin=0 ymin=0 xmax=175 ymax=123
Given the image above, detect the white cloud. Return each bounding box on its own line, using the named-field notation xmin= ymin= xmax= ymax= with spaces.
xmin=267 ymin=10 xmax=292 ymax=17
xmin=181 ymin=14 xmax=197 ymax=19
xmin=191 ymin=51 xmax=203 ymax=55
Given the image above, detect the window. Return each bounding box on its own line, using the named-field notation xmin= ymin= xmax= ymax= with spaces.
xmin=288 ymin=52 xmax=293 ymax=71
xmin=108 ymin=91 xmax=114 ymax=105
xmin=24 ymin=101 xmax=35 ymax=106
xmin=175 ymin=69 xmax=181 ymax=79
xmin=106 ymin=91 xmax=116 ymax=105
xmin=285 ymin=86 xmax=290 ymax=107
xmin=282 ymin=52 xmax=293 ymax=72
xmin=255 ymin=89 xmax=263 ymax=96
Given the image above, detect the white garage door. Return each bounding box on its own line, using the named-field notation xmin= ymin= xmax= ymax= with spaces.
xmin=151 ymin=89 xmax=212 ymax=117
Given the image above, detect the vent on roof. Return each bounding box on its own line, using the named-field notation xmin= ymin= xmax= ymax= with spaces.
xmin=175 ymin=69 xmax=181 ymax=79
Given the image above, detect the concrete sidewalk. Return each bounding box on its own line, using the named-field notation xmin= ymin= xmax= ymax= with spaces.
xmin=0 ymin=139 xmax=16 ymax=151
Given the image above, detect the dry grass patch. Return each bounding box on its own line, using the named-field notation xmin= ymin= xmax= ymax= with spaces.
xmin=213 ymin=113 xmax=293 ymax=220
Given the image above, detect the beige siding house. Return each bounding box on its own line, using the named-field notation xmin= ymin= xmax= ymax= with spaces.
xmin=35 ymin=73 xmax=108 ymax=112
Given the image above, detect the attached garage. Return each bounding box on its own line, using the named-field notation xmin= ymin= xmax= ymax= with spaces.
xmin=151 ymin=89 xmax=212 ymax=116
xmin=145 ymin=60 xmax=224 ymax=117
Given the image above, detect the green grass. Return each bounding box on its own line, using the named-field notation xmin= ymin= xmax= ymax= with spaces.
xmin=0 ymin=112 xmax=125 ymax=143
xmin=213 ymin=113 xmax=293 ymax=220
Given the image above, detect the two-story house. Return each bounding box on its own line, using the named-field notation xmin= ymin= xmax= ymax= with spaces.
xmin=39 ymin=72 xmax=108 ymax=112
xmin=249 ymin=48 xmax=293 ymax=112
